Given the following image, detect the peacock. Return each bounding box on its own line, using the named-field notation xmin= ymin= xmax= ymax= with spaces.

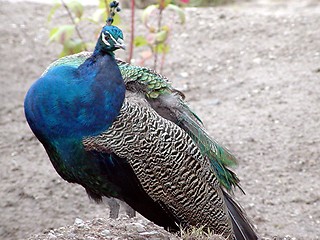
xmin=24 ymin=3 xmax=258 ymax=240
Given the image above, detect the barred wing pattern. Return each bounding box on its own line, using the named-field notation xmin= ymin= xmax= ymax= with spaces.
xmin=83 ymin=95 xmax=234 ymax=239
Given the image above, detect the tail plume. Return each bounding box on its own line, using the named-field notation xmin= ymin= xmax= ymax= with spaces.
xmin=223 ymin=190 xmax=259 ymax=240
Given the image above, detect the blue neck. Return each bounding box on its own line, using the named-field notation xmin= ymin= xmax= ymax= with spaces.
xmin=24 ymin=50 xmax=125 ymax=143
xmin=93 ymin=48 xmax=114 ymax=58
xmin=92 ymin=38 xmax=115 ymax=58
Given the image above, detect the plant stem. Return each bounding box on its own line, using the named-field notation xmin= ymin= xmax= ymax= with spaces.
xmin=60 ymin=0 xmax=87 ymax=51
xmin=160 ymin=44 xmax=166 ymax=73
xmin=128 ymin=0 xmax=135 ymax=63
xmin=154 ymin=0 xmax=165 ymax=71
xmin=105 ymin=0 xmax=110 ymax=17
xmin=160 ymin=29 xmax=170 ymax=73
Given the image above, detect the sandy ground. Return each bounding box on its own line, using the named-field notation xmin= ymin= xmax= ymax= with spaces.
xmin=0 ymin=0 xmax=319 ymax=239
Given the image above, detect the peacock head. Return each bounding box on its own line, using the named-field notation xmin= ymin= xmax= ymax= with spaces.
xmin=95 ymin=25 xmax=125 ymax=55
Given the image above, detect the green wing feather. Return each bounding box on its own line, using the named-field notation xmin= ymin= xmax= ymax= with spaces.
xmin=177 ymin=105 xmax=241 ymax=191
xmin=42 ymin=52 xmax=91 ymax=75
xmin=115 ymin=59 xmax=171 ymax=99
xmin=44 ymin=51 xmax=241 ymax=192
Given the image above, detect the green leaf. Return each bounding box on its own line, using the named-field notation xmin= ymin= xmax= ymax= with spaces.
xmin=154 ymin=43 xmax=170 ymax=54
xmin=98 ymin=0 xmax=112 ymax=21
xmin=94 ymin=0 xmax=121 ymax=25
xmin=60 ymin=39 xmax=86 ymax=57
xmin=134 ymin=36 xmax=148 ymax=47
xmin=99 ymin=0 xmax=108 ymax=8
xmin=112 ymin=14 xmax=121 ymax=26
xmin=142 ymin=4 xmax=158 ymax=29
xmin=67 ymin=0 xmax=84 ymax=19
xmin=74 ymin=17 xmax=81 ymax=24
xmin=167 ymin=4 xmax=185 ymax=24
xmin=49 ymin=27 xmax=58 ymax=41
xmin=47 ymin=3 xmax=61 ymax=22
xmin=155 ymin=30 xmax=168 ymax=43
xmin=90 ymin=8 xmax=107 ymax=24
xmin=90 ymin=8 xmax=121 ymax=25
xmin=85 ymin=41 xmax=96 ymax=51
xmin=49 ymin=25 xmax=75 ymax=44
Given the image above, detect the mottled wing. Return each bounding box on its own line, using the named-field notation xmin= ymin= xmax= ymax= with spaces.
xmin=115 ymin=59 xmax=240 ymax=191
xmin=83 ymin=92 xmax=233 ymax=237
xmin=148 ymin=93 xmax=240 ymax=191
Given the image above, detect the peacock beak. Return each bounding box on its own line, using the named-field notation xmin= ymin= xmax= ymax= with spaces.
xmin=115 ymin=38 xmax=126 ymax=50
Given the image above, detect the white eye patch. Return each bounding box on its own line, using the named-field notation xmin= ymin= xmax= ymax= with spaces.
xmin=102 ymin=32 xmax=111 ymax=46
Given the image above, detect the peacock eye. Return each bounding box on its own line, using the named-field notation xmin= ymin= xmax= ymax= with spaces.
xmin=104 ymin=34 xmax=110 ymax=41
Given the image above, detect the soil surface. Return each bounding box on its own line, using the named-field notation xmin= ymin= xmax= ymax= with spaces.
xmin=0 ymin=0 xmax=319 ymax=239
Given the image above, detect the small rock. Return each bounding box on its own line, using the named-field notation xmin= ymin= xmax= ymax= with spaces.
xmin=47 ymin=232 xmax=57 ymax=240
xmin=219 ymin=13 xmax=226 ymax=19
xmin=74 ymin=218 xmax=84 ymax=227
xmin=252 ymin=57 xmax=262 ymax=64
xmin=209 ymin=98 xmax=221 ymax=105
xmin=181 ymin=33 xmax=188 ymax=38
xmin=314 ymin=67 xmax=320 ymax=73
xmin=139 ymin=231 xmax=159 ymax=236
xmin=93 ymin=218 xmax=105 ymax=225
xmin=86 ymin=237 xmax=96 ymax=240
xmin=180 ymin=72 xmax=189 ymax=78
xmin=268 ymin=54 xmax=276 ymax=60
xmin=101 ymin=229 xmax=111 ymax=236
xmin=67 ymin=233 xmax=76 ymax=238
xmin=126 ymin=222 xmax=146 ymax=233
xmin=206 ymin=65 xmax=214 ymax=72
